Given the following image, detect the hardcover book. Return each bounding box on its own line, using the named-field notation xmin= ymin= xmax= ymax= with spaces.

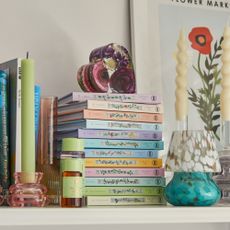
xmin=0 ymin=70 xmax=10 ymax=192
xmin=85 ymin=186 xmax=164 ymax=196
xmin=86 ymin=195 xmax=166 ymax=206
xmin=56 ymin=129 xmax=162 ymax=141
xmin=85 ymin=158 xmax=162 ymax=168
xmin=58 ymin=92 xmax=161 ymax=105
xmin=85 ymin=168 xmax=165 ymax=177
xmin=58 ymin=109 xmax=163 ymax=123
xmin=58 ymin=100 xmax=163 ymax=115
xmin=85 ymin=177 xmax=166 ymax=186
xmin=57 ymin=119 xmax=162 ymax=132
xmin=0 ymin=59 xmax=21 ymax=177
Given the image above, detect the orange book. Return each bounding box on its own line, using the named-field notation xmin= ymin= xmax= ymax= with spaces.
xmin=58 ymin=109 xmax=163 ymax=123
xmin=85 ymin=158 xmax=162 ymax=168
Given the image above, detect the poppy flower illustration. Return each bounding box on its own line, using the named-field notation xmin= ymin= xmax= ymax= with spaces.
xmin=188 ymin=27 xmax=213 ymax=54
xmin=187 ymin=27 xmax=223 ymax=140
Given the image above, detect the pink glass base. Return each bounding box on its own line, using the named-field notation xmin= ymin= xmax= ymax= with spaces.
xmin=7 ymin=172 xmax=48 ymax=207
xmin=0 ymin=195 xmax=4 ymax=206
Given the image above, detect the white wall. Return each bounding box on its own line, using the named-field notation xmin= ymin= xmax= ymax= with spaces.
xmin=0 ymin=0 xmax=130 ymax=97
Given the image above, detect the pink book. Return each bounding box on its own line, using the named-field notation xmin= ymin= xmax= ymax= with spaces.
xmin=58 ymin=109 xmax=163 ymax=123
xmin=85 ymin=168 xmax=165 ymax=177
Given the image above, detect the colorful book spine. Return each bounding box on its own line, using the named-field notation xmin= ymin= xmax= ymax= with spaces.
xmin=58 ymin=100 xmax=163 ymax=114
xmin=86 ymin=195 xmax=165 ymax=206
xmin=84 ymin=139 xmax=163 ymax=150
xmin=85 ymin=177 xmax=165 ymax=187
xmin=57 ymin=129 xmax=162 ymax=141
xmin=0 ymin=70 xmax=9 ymax=192
xmin=86 ymin=100 xmax=163 ymax=113
xmin=85 ymin=158 xmax=162 ymax=168
xmin=79 ymin=129 xmax=162 ymax=140
xmin=84 ymin=110 xmax=162 ymax=123
xmin=85 ymin=168 xmax=165 ymax=177
xmin=34 ymin=85 xmax=41 ymax=151
xmin=83 ymin=110 xmax=163 ymax=123
xmin=85 ymin=187 xmax=164 ymax=196
xmin=58 ymin=92 xmax=162 ymax=105
xmin=84 ymin=149 xmax=159 ymax=158
xmin=58 ymin=109 xmax=163 ymax=123
xmin=57 ymin=120 xmax=162 ymax=132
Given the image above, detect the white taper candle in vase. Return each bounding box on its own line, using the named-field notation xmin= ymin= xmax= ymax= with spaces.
xmin=175 ymin=29 xmax=189 ymax=130
xmin=220 ymin=26 xmax=230 ymax=149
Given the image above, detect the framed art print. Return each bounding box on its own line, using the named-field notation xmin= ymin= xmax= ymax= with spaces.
xmin=130 ymin=0 xmax=230 ymax=152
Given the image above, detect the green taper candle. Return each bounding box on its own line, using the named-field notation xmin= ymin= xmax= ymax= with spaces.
xmin=21 ymin=57 xmax=35 ymax=173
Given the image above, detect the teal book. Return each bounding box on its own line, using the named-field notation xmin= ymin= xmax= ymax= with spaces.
xmin=85 ymin=177 xmax=166 ymax=187
xmin=0 ymin=59 xmax=21 ymax=181
xmin=0 ymin=70 xmax=9 ymax=193
xmin=34 ymin=85 xmax=41 ymax=151
xmin=84 ymin=139 xmax=164 ymax=150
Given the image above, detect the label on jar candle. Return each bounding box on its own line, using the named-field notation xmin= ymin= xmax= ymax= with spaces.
xmin=63 ymin=177 xmax=83 ymax=198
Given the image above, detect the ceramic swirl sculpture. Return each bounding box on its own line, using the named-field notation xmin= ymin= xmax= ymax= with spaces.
xmin=77 ymin=43 xmax=136 ymax=93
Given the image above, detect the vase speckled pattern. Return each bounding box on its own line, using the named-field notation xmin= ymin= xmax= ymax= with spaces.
xmin=164 ymin=172 xmax=221 ymax=206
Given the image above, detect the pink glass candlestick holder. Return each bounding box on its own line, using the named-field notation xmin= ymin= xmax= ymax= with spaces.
xmin=7 ymin=172 xmax=48 ymax=207
xmin=0 ymin=194 xmax=4 ymax=206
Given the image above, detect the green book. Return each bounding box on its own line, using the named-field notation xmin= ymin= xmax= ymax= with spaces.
xmin=85 ymin=186 xmax=164 ymax=196
xmin=86 ymin=195 xmax=166 ymax=206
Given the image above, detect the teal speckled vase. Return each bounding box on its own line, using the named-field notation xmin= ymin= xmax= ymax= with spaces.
xmin=164 ymin=172 xmax=221 ymax=206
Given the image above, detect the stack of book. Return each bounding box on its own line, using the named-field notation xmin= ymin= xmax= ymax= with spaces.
xmin=57 ymin=92 xmax=166 ymax=206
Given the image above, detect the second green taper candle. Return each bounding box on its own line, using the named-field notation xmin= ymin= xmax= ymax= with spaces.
xmin=21 ymin=58 xmax=35 ymax=173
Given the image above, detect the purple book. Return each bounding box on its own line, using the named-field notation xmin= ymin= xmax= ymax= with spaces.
xmin=57 ymin=129 xmax=162 ymax=140
xmin=58 ymin=92 xmax=161 ymax=105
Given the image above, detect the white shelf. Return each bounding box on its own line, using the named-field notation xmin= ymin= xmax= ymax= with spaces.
xmin=0 ymin=206 xmax=230 ymax=226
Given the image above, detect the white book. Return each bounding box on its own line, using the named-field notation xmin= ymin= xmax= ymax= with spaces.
xmin=58 ymin=92 xmax=161 ymax=105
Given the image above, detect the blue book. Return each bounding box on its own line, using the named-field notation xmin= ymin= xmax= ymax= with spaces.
xmin=34 ymin=85 xmax=41 ymax=151
xmin=84 ymin=149 xmax=159 ymax=158
xmin=0 ymin=59 xmax=21 ymax=180
xmin=84 ymin=139 xmax=164 ymax=150
xmin=85 ymin=177 xmax=166 ymax=187
xmin=57 ymin=119 xmax=162 ymax=132
xmin=0 ymin=70 xmax=10 ymax=193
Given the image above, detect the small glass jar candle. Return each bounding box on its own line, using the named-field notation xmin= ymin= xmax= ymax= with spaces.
xmin=60 ymin=138 xmax=85 ymax=208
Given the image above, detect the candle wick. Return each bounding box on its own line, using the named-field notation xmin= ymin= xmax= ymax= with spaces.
xmin=26 ymin=52 xmax=29 ymax=59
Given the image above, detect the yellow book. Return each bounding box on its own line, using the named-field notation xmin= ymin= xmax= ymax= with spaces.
xmin=85 ymin=158 xmax=162 ymax=168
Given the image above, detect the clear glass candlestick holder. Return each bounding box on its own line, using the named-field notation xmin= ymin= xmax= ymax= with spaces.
xmin=213 ymin=120 xmax=230 ymax=204
xmin=7 ymin=172 xmax=48 ymax=207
